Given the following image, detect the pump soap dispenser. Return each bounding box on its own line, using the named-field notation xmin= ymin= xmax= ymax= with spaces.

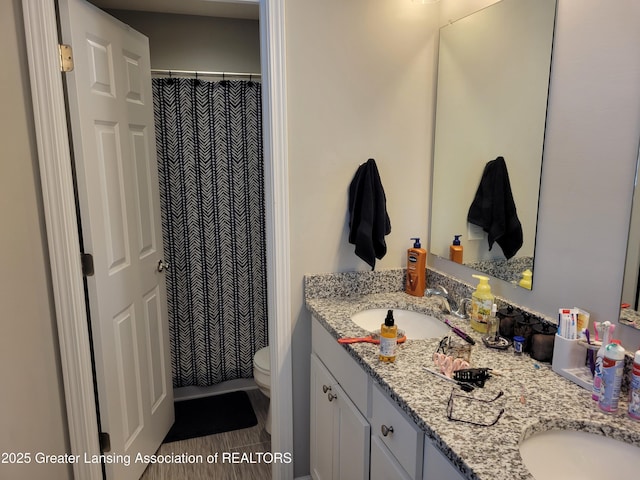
xmin=405 ymin=238 xmax=426 ymax=297
xmin=470 ymin=274 xmax=494 ymax=333
xmin=449 ymin=235 xmax=463 ymax=264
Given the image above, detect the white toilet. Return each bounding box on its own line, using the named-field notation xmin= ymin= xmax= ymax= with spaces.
xmin=253 ymin=346 xmax=271 ymax=434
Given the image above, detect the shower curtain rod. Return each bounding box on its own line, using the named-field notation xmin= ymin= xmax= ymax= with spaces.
xmin=151 ymin=69 xmax=261 ymax=79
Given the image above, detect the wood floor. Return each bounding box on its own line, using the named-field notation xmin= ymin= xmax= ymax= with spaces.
xmin=141 ymin=389 xmax=271 ymax=480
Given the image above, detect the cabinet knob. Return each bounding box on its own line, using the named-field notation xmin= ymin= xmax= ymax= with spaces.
xmin=322 ymin=385 xmax=332 ymax=394
xmin=381 ymin=424 xmax=394 ymax=437
xmin=327 ymin=392 xmax=337 ymax=402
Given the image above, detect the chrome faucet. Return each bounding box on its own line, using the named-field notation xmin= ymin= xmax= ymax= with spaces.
xmin=425 ymin=285 xmax=470 ymax=319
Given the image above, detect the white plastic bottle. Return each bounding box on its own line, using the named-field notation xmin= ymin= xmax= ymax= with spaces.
xmin=597 ymin=341 xmax=625 ymax=413
xmin=629 ymin=350 xmax=640 ymax=421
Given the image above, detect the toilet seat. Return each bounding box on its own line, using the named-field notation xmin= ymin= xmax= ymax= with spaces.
xmin=253 ymin=346 xmax=270 ymax=375
xmin=253 ymin=346 xmax=272 ymax=435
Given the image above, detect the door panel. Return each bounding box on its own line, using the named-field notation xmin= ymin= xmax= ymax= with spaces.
xmin=130 ymin=126 xmax=156 ymax=258
xmin=59 ymin=0 xmax=173 ymax=478
xmin=310 ymin=354 xmax=336 ymax=480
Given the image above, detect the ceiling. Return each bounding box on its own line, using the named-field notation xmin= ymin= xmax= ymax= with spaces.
xmin=88 ymin=0 xmax=259 ymax=20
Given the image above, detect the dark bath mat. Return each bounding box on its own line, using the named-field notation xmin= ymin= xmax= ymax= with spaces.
xmin=163 ymin=390 xmax=258 ymax=444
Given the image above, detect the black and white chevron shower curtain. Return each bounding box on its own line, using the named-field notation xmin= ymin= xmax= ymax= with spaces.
xmin=152 ymin=78 xmax=268 ymax=388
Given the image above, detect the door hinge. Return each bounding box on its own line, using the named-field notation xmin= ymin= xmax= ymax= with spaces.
xmin=99 ymin=432 xmax=111 ymax=453
xmin=81 ymin=253 xmax=94 ymax=277
xmin=59 ymin=44 xmax=74 ymax=72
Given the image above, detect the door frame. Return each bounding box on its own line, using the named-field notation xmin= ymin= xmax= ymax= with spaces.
xmin=21 ymin=0 xmax=292 ymax=478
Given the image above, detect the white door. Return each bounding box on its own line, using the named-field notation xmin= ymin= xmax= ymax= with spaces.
xmin=58 ymin=1 xmax=174 ymax=479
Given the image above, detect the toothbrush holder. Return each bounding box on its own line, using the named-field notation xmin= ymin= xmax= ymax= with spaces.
xmin=551 ymin=334 xmax=593 ymax=390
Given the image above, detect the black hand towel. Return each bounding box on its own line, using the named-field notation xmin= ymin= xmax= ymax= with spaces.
xmin=348 ymin=158 xmax=392 ymax=269
xmin=467 ymin=156 xmax=523 ymax=260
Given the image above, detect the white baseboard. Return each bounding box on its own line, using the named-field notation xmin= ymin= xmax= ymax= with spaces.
xmin=174 ymin=379 xmax=258 ymax=401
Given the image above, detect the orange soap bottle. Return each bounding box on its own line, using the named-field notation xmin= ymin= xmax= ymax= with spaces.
xmin=406 ymin=238 xmax=426 ymax=297
xmin=450 ymin=235 xmax=463 ymax=264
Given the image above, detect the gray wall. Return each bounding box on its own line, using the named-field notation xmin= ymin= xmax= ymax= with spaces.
xmin=107 ymin=9 xmax=260 ymax=73
xmin=6 ymin=1 xmax=640 ymax=479
xmin=287 ymin=0 xmax=640 ymax=476
xmin=285 ymin=0 xmax=440 ymax=475
xmin=0 ymin=1 xmax=72 ymax=479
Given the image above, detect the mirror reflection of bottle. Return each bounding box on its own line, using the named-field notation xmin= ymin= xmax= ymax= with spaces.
xmin=449 ymin=235 xmax=463 ymax=264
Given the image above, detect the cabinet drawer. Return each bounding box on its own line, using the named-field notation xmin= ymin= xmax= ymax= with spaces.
xmin=371 ymin=383 xmax=423 ymax=479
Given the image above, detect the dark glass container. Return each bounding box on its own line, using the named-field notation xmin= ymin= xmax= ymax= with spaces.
xmin=497 ymin=306 xmax=523 ymax=339
xmin=514 ymin=313 xmax=541 ymax=353
xmin=530 ymin=322 xmax=558 ymax=362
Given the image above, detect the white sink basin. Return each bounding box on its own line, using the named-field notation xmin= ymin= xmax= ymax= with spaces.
xmin=519 ymin=429 xmax=640 ymax=479
xmin=350 ymin=308 xmax=449 ymax=340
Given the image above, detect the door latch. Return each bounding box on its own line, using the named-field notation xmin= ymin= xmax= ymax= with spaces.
xmin=81 ymin=253 xmax=94 ymax=277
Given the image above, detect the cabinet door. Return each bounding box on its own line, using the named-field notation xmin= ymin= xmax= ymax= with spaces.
xmin=335 ymin=381 xmax=370 ymax=480
xmin=311 ymin=354 xmax=370 ymax=480
xmin=371 ymin=436 xmax=412 ymax=480
xmin=311 ymin=354 xmax=338 ymax=480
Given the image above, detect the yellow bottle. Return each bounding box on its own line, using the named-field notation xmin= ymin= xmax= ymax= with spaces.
xmin=518 ymin=269 xmax=532 ymax=290
xmin=379 ymin=310 xmax=398 ymax=362
xmin=406 ymin=238 xmax=426 ymax=297
xmin=449 ymin=235 xmax=463 ymax=264
xmin=470 ymin=274 xmax=494 ymax=333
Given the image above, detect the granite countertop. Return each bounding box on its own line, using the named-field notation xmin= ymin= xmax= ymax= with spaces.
xmin=305 ymin=281 xmax=640 ymax=480
xmin=619 ymin=307 xmax=640 ymax=330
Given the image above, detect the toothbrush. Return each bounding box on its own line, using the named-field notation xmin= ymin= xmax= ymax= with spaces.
xmin=599 ymin=321 xmax=612 ymax=346
xmin=444 ymin=319 xmax=476 ymax=345
xmin=423 ymin=366 xmax=474 ymax=392
xmin=608 ymin=323 xmax=616 ymax=343
xmin=585 ymin=328 xmax=595 ymax=375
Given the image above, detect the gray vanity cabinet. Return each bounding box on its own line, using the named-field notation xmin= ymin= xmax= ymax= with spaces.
xmin=311 ymin=316 xmax=426 ymax=480
xmin=423 ymin=439 xmax=466 ymax=480
xmin=310 ymin=353 xmax=370 ymax=480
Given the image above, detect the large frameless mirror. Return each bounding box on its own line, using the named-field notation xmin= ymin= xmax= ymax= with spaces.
xmin=430 ymin=0 xmax=557 ymax=289
xmin=620 ymin=147 xmax=640 ymax=331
